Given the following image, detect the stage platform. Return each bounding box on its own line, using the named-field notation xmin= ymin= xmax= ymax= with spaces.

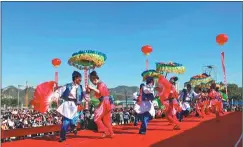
xmin=2 ymin=112 xmax=242 ymax=147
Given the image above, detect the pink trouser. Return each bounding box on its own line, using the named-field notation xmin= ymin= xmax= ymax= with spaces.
xmin=94 ymin=97 xmax=113 ymax=135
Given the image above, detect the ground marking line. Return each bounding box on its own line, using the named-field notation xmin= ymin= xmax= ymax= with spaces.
xmin=234 ymin=134 xmax=242 ymax=147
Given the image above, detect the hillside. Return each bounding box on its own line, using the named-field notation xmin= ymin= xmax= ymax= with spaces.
xmin=1 ymin=85 xmax=138 ymax=105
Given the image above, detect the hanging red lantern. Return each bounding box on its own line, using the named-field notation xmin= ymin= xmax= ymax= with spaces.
xmin=141 ymin=45 xmax=153 ymax=55
xmin=216 ymin=34 xmax=228 ymax=46
xmin=52 ymin=58 xmax=61 ymax=68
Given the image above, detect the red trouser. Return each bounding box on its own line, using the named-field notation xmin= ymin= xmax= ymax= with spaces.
xmin=196 ymin=101 xmax=205 ymax=118
xmin=94 ymin=97 xmax=113 ymax=135
xmin=164 ymin=99 xmax=179 ymax=126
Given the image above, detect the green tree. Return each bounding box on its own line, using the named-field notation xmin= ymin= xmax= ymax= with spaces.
xmin=227 ymin=84 xmax=242 ymax=101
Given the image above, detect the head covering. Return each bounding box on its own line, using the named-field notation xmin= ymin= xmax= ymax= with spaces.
xmin=140 ymin=83 xmax=145 ymax=90
xmin=169 ymin=76 xmax=178 ymax=84
xmin=72 ymin=71 xmax=82 ymax=78
xmin=146 ymin=77 xmax=154 ymax=85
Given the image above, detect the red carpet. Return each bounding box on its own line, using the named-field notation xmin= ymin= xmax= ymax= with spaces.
xmin=2 ymin=112 xmax=242 ymax=147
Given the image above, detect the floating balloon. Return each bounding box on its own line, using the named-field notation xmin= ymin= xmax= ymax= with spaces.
xmin=52 ymin=58 xmax=61 ymax=68
xmin=216 ymin=34 xmax=228 ymax=46
xmin=141 ymin=45 xmax=153 ymax=55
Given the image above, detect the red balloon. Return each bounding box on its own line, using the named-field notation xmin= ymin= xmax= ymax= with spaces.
xmin=216 ymin=34 xmax=228 ymax=46
xmin=52 ymin=58 xmax=61 ymax=67
xmin=141 ymin=45 xmax=153 ymax=55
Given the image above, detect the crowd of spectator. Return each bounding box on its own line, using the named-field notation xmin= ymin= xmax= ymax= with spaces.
xmin=111 ymin=108 xmax=136 ymax=125
xmin=1 ymin=108 xmax=62 ymax=131
xmin=1 ymin=104 xmax=241 ymax=142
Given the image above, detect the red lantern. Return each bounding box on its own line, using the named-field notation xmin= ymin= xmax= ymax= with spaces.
xmin=141 ymin=45 xmax=153 ymax=55
xmin=52 ymin=58 xmax=61 ymax=68
xmin=216 ymin=34 xmax=228 ymax=46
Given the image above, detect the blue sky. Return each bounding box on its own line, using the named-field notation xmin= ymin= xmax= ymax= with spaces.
xmin=2 ymin=2 xmax=242 ymax=89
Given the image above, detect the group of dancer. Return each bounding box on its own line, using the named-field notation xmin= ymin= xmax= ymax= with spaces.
xmin=52 ymin=71 xmax=114 ymax=142
xmin=50 ymin=71 xmax=225 ymax=142
xmin=133 ymin=75 xmax=225 ymax=134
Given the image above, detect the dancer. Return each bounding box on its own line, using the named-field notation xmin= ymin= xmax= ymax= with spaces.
xmin=205 ymin=88 xmax=211 ymax=115
xmin=195 ymin=88 xmax=205 ymax=119
xmin=87 ymin=71 xmax=114 ymax=138
xmin=163 ymin=77 xmax=180 ymax=130
xmin=216 ymin=85 xmax=224 ymax=114
xmin=208 ymin=83 xmax=222 ymax=121
xmin=178 ymin=84 xmax=199 ymax=122
xmin=132 ymin=83 xmax=145 ymax=126
xmin=53 ymin=71 xmax=89 ymax=142
xmin=134 ymin=77 xmax=156 ymax=135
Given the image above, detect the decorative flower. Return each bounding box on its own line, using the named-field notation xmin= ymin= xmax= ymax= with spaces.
xmin=68 ymin=50 xmax=107 ymax=69
xmin=141 ymin=70 xmax=161 ymax=81
xmin=156 ymin=62 xmax=185 ymax=74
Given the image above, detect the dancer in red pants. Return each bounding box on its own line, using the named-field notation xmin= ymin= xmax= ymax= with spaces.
xmin=195 ymin=88 xmax=205 ymax=119
xmin=158 ymin=76 xmax=180 ymax=130
xmin=87 ymin=71 xmax=114 ymax=138
xmin=208 ymin=83 xmax=221 ymax=121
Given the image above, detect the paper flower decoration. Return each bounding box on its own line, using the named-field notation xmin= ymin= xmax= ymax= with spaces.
xmin=156 ymin=62 xmax=185 ymax=74
xmin=189 ymin=73 xmax=213 ymax=87
xmin=68 ymin=50 xmax=107 ymax=70
xmin=141 ymin=70 xmax=161 ymax=81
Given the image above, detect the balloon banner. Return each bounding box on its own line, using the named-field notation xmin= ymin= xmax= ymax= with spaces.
xmin=141 ymin=70 xmax=161 ymax=81
xmin=156 ymin=62 xmax=186 ymax=74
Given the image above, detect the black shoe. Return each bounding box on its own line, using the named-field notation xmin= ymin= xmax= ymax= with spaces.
xmin=139 ymin=131 xmax=146 ymax=135
xmin=59 ymin=139 xmax=66 ymax=142
xmin=134 ymin=123 xmax=138 ymax=126
xmin=73 ymin=129 xmax=78 ymax=136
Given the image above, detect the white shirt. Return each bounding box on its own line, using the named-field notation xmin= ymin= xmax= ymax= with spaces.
xmin=54 ymin=83 xmax=83 ymax=100
xmin=143 ymin=84 xmax=154 ymax=95
xmin=8 ymin=120 xmax=14 ymax=127
xmin=133 ymin=92 xmax=139 ymax=100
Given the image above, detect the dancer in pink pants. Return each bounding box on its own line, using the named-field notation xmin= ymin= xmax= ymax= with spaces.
xmin=87 ymin=71 xmax=114 ymax=138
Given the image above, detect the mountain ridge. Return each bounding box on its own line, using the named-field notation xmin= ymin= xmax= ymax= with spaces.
xmin=1 ymin=85 xmax=139 ymax=103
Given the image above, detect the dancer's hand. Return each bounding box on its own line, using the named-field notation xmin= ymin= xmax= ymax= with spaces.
xmin=88 ymin=85 xmax=94 ymax=90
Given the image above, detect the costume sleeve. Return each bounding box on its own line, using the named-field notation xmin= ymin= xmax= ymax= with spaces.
xmin=53 ymin=86 xmax=66 ymax=100
xmin=193 ymin=91 xmax=200 ymax=98
xmin=143 ymin=86 xmax=154 ymax=94
xmin=133 ymin=92 xmax=138 ymax=100
xmin=95 ymin=82 xmax=109 ymax=98
xmin=178 ymin=91 xmax=184 ymax=101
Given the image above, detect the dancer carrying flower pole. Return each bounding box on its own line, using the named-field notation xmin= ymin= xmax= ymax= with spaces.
xmin=87 ymin=71 xmax=114 ymax=138
xmin=134 ymin=77 xmax=156 ymax=135
xmin=156 ymin=75 xmax=180 ymax=130
xmin=52 ymin=71 xmax=89 ymax=143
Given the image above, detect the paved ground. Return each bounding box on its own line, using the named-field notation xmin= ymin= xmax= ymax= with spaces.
xmin=2 ymin=112 xmax=242 ymax=147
